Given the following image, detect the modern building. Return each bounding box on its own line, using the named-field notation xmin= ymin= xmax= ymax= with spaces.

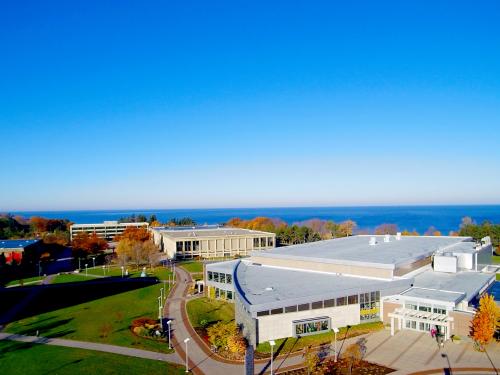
xmin=0 ymin=239 xmax=42 ymax=264
xmin=70 ymin=221 xmax=149 ymax=241
xmin=151 ymin=225 xmax=276 ymax=259
xmin=205 ymin=234 xmax=497 ymax=347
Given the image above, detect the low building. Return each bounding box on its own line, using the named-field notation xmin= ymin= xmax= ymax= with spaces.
xmin=70 ymin=221 xmax=149 ymax=241
xmin=205 ymin=234 xmax=496 ymax=346
xmin=151 ymin=226 xmax=276 ymax=259
xmin=0 ymin=239 xmax=42 ymax=264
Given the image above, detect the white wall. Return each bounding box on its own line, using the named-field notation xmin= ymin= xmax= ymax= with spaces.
xmin=433 ymin=255 xmax=457 ymax=273
xmin=257 ymin=304 xmax=360 ymax=343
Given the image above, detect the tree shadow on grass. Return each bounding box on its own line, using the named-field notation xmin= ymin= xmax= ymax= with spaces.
xmin=10 ymin=317 xmax=75 ymax=337
xmin=0 ymin=278 xmax=158 ymax=325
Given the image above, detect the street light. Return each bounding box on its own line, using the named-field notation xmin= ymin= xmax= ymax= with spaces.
xmin=158 ymin=296 xmax=163 ymax=330
xmin=91 ymin=256 xmax=95 ymax=268
xmin=332 ymin=327 xmax=339 ymax=362
xmin=85 ymin=263 xmax=88 ymax=276
xmin=184 ymin=337 xmax=190 ymax=373
xmin=269 ymin=340 xmax=276 ymax=375
xmin=121 ymin=266 xmax=124 ymax=278
xmin=102 ymin=265 xmax=105 ymax=276
xmin=167 ymin=320 xmax=172 ymax=349
xmin=160 ymin=288 xmax=164 ymax=302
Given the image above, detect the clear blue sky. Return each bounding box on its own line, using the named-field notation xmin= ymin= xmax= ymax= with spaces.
xmin=1 ymin=1 xmax=499 ymax=211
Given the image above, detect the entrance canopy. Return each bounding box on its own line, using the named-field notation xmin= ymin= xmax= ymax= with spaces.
xmin=388 ymin=307 xmax=454 ymax=339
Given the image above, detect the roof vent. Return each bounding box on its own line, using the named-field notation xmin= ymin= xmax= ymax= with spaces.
xmin=396 ymin=232 xmax=401 ymax=240
xmin=384 ymin=234 xmax=390 ymax=243
xmin=265 ymin=287 xmax=273 ymax=291
xmin=369 ymin=237 xmax=377 ymax=246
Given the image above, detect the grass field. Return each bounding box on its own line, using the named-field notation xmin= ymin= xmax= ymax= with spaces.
xmin=0 ymin=341 xmax=184 ymax=375
xmin=5 ymin=276 xmax=44 ymax=287
xmin=86 ymin=266 xmax=173 ymax=280
xmin=178 ymin=261 xmax=204 ymax=273
xmin=5 ymin=283 xmax=173 ymax=353
xmin=255 ymin=321 xmax=384 ymax=355
xmin=492 ymin=255 xmax=500 ymax=264
xmin=186 ymin=297 xmax=234 ymax=328
xmin=51 ymin=274 xmax=101 ymax=284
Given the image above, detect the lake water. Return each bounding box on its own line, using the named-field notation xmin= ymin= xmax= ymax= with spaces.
xmin=9 ymin=205 xmax=500 ymax=234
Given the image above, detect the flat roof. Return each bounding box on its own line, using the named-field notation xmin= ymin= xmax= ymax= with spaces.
xmin=412 ymin=269 xmax=495 ymax=303
xmin=206 ymin=259 xmax=240 ymax=273
xmin=71 ymin=222 xmax=148 ymax=228
xmin=400 ymin=288 xmax=465 ymax=304
xmin=0 ymin=239 xmax=39 ymax=250
xmin=154 ymin=227 xmax=274 ymax=238
xmin=234 ymin=260 xmax=411 ymax=311
xmin=251 ymin=235 xmax=471 ymax=269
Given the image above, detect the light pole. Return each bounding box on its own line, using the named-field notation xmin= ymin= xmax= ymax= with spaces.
xmin=184 ymin=337 xmax=190 ymax=373
xmin=160 ymin=288 xmax=164 ymax=302
xmin=158 ymin=296 xmax=163 ymax=330
xmin=269 ymin=340 xmax=276 ymax=375
xmin=102 ymin=265 xmax=105 ymax=276
xmin=332 ymin=327 xmax=339 ymax=362
xmin=163 ymin=280 xmax=167 ymax=299
xmin=121 ymin=266 xmax=124 ymax=278
xmin=78 ymin=257 xmax=81 ymax=270
xmin=38 ymin=261 xmax=41 ymax=277
xmin=91 ymin=257 xmax=95 ymax=268
xmin=167 ymin=320 xmax=172 ymax=349
xmin=85 ymin=263 xmax=88 ymax=276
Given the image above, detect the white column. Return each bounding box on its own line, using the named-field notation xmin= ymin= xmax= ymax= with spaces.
xmin=390 ymin=317 xmax=395 ymax=336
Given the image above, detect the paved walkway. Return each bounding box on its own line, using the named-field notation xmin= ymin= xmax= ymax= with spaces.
xmin=0 ymin=332 xmax=183 ymax=364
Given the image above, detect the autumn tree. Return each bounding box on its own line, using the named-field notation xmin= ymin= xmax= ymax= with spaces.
xmin=115 ymin=226 xmax=150 ymax=242
xmin=401 ymin=229 xmax=419 ymax=236
xmin=374 ymin=223 xmax=398 ymax=235
xmin=302 ymin=345 xmax=320 ymax=375
xmin=424 ymin=226 xmax=441 ymax=236
xmin=72 ymin=232 xmax=108 ymax=257
xmin=116 ymin=238 xmax=133 ymax=266
xmin=342 ymin=339 xmax=366 ymax=375
xmin=338 ymin=220 xmax=357 ymax=237
xmin=143 ymin=240 xmax=160 ymax=269
xmin=470 ymin=294 xmax=500 ymax=349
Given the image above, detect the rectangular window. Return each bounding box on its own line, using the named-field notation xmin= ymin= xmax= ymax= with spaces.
xmin=260 ymin=237 xmax=266 ymax=247
xmin=185 ymin=241 xmax=192 ymax=252
xmin=193 ymin=241 xmax=200 ymax=251
xmin=257 ymin=310 xmax=269 ymax=316
xmin=285 ymin=305 xmax=298 ymax=313
xmin=208 ymin=271 xmax=213 ymax=281
xmin=253 ymin=238 xmax=260 ymax=248
xmin=220 ymin=273 xmax=226 ymax=283
xmin=324 ymin=299 xmax=335 ymax=308
xmin=298 ymin=303 xmax=310 ymax=311
xmin=336 ymin=297 xmax=347 ymax=306
xmin=348 ymin=295 xmax=358 ymax=304
xmin=405 ymin=303 xmax=418 ymax=310
xmin=213 ymin=272 xmax=219 ymax=282
xmin=215 ymin=288 xmax=220 ymax=298
xmin=293 ymin=317 xmax=330 ymax=337
xmin=311 ymin=301 xmax=323 ymax=309
xmin=176 ymin=241 xmax=183 ymax=252
xmin=271 ymin=308 xmax=283 ymax=315
xmin=226 ymin=274 xmax=232 ymax=284
xmin=268 ymin=237 xmax=274 ymax=247
xmin=227 ymin=290 xmax=233 ymax=300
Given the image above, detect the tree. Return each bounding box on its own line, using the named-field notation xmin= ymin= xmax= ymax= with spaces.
xmin=143 ymin=240 xmax=160 ymax=269
xmin=342 ymin=339 xmax=366 ymax=375
xmin=302 ymin=345 xmax=320 ymax=375
xmin=115 ymin=226 xmax=150 ymax=242
xmin=72 ymin=232 xmax=108 ymax=257
xmin=338 ymin=220 xmax=357 ymax=237
xmin=470 ymin=294 xmax=500 ymax=349
xmin=374 ymin=223 xmax=398 ymax=235
xmin=401 ymin=229 xmax=419 ymax=236
xmin=207 ymin=321 xmax=237 ymax=349
xmin=116 ymin=238 xmax=133 ymax=266
xmin=424 ymin=226 xmax=441 ymax=236
xmin=227 ymin=331 xmax=246 ymax=355
xmin=148 ymin=214 xmax=158 ymax=224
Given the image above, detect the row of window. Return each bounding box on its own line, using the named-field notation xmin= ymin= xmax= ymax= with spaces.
xmin=256 ymin=294 xmax=362 ymax=317
xmin=175 ymin=237 xmax=274 ymax=253
xmin=294 ymin=318 xmax=330 ymax=337
xmin=405 ymin=302 xmax=447 ymax=315
xmin=360 ymin=292 xmax=381 ymax=322
xmin=207 ymin=271 xmax=232 ymax=284
xmin=214 ymin=287 xmax=234 ymax=300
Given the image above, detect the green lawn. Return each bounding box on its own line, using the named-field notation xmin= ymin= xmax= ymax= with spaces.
xmin=6 ymin=276 xmax=44 ymax=287
xmin=0 ymin=341 xmax=184 ymax=375
xmin=86 ymin=266 xmax=173 ymax=280
xmin=178 ymin=261 xmax=204 ymax=273
xmin=5 ymin=283 xmax=173 ymax=353
xmin=186 ymin=297 xmax=234 ymax=328
xmin=492 ymin=255 xmax=500 ymax=264
xmin=256 ymin=321 xmax=384 ymax=355
xmin=51 ymin=274 xmax=102 ymax=284
xmin=496 ymin=273 xmax=499 ymax=281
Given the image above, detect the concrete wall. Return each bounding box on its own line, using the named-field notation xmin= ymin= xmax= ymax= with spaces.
xmin=250 ymin=256 xmax=393 ymax=279
xmin=382 ymin=301 xmax=401 ymax=324
xmin=256 ymin=304 xmax=360 ymax=343
xmin=449 ymin=310 xmax=473 ymax=337
xmin=433 ymin=255 xmax=458 ymax=273
xmin=394 ymin=257 xmax=431 ymax=277
xmin=236 ymin=296 xmax=258 ymax=347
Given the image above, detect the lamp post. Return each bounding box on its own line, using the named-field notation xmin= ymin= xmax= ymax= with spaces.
xmin=85 ymin=263 xmax=88 ymax=276
xmin=38 ymin=261 xmax=41 ymax=277
xmin=158 ymin=296 xmax=163 ymax=330
xmin=78 ymin=257 xmax=81 ymax=270
xmin=332 ymin=327 xmax=339 ymax=362
xmin=167 ymin=320 xmax=172 ymax=349
xmin=184 ymin=337 xmax=190 ymax=373
xmin=163 ymin=280 xmax=167 ymax=299
xmin=160 ymin=288 xmax=164 ymax=303
xmin=91 ymin=256 xmax=95 ymax=268
xmin=121 ymin=266 xmax=124 ymax=278
xmin=269 ymin=340 xmax=276 ymax=375
xmin=102 ymin=265 xmax=105 ymax=276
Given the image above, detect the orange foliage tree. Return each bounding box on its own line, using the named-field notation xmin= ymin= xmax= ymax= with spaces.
xmin=115 ymin=227 xmax=150 ymax=242
xmin=470 ymin=294 xmax=500 ymax=349
xmin=72 ymin=232 xmax=108 ymax=257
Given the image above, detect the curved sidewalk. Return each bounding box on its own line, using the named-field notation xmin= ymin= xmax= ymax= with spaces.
xmin=0 ymin=332 xmax=182 ymax=364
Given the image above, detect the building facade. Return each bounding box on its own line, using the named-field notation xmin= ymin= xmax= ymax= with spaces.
xmin=70 ymin=221 xmax=149 ymax=241
xmin=0 ymin=239 xmax=42 ymax=264
xmin=205 ymin=234 xmax=496 ymax=346
xmin=151 ymin=226 xmax=276 ymax=259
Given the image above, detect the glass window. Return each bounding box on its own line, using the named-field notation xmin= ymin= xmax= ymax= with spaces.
xmin=348 ymin=295 xmax=358 ymax=304
xmin=253 ymin=238 xmax=260 ymax=248
xmin=220 ymin=273 xmax=226 ymax=283
xmin=405 ymin=303 xmax=418 ymax=310
xmin=193 ymin=241 xmax=200 ymax=251
xmin=324 ymin=299 xmax=335 ymax=308
xmin=419 ymin=304 xmax=431 ymax=312
xmin=311 ymin=301 xmax=323 ymax=309
xmin=257 ymin=310 xmax=269 ymax=316
xmin=293 ymin=318 xmax=330 ymax=337
xmin=337 ymin=297 xmax=347 ymax=306
xmin=213 ymin=272 xmax=219 ymax=282
xmin=215 ymin=288 xmax=220 ymax=298
xmin=176 ymin=241 xmax=183 ymax=252
xmin=208 ymin=271 xmax=213 ymax=281
xmin=261 ymin=237 xmax=266 ymax=247
xmin=185 ymin=241 xmax=192 ymax=252
xmin=271 ymin=308 xmax=283 ymax=315
xmin=298 ymin=303 xmax=310 ymax=311
xmin=220 ymin=289 xmax=226 ymax=299
xmin=227 ymin=290 xmax=233 ymax=300
xmin=268 ymin=237 xmax=274 ymax=247
xmin=285 ymin=305 xmax=298 ymax=313
xmin=226 ymin=274 xmax=232 ymax=284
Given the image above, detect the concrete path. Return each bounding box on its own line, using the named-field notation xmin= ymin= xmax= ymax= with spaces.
xmin=0 ymin=332 xmax=183 ymax=364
